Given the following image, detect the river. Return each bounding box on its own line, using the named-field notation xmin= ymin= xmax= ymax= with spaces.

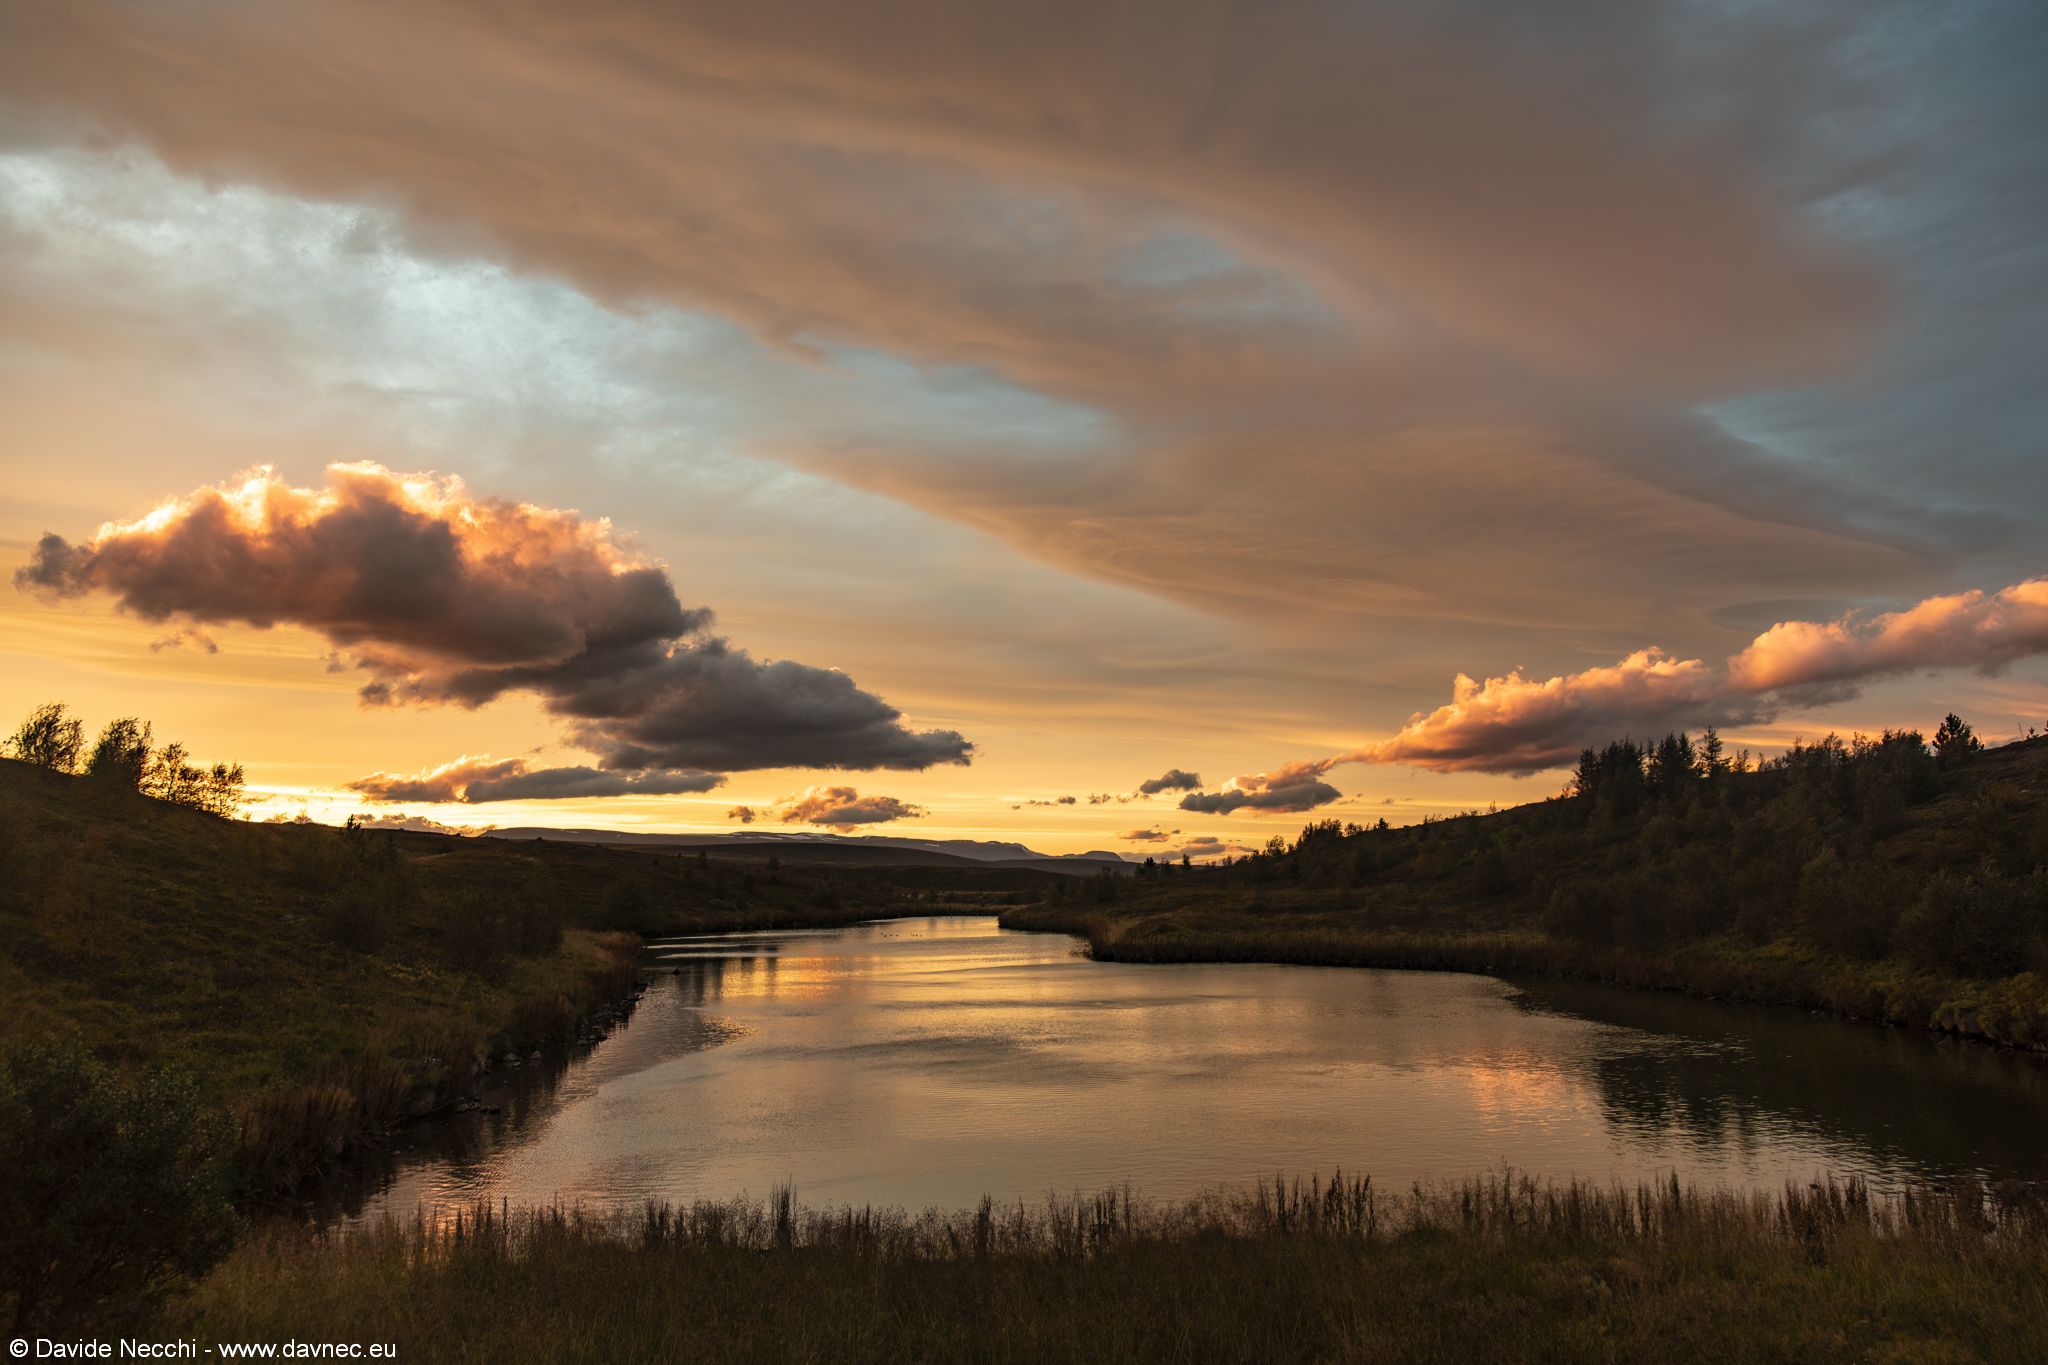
xmin=330 ymin=916 xmax=2048 ymax=1221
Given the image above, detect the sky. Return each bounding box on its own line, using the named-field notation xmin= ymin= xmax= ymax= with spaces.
xmin=2 ymin=0 xmax=2045 ymax=857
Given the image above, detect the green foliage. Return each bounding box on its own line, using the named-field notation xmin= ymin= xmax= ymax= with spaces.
xmin=0 ymin=1039 xmax=236 ymax=1333
xmin=1796 ymin=847 xmax=1901 ymax=961
xmin=1897 ymin=870 xmax=2046 ymax=979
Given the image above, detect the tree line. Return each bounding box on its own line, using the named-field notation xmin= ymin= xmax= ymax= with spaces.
xmin=1188 ymin=712 xmax=2046 ymax=984
xmin=7 ymin=700 xmax=245 ymax=818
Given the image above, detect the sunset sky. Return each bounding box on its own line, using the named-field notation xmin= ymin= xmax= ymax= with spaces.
xmin=3 ymin=1 xmax=2045 ymax=856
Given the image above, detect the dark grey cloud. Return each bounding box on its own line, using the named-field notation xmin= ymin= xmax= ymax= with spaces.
xmin=1136 ymin=768 xmax=1202 ymax=795
xmin=1178 ymin=781 xmax=1342 ymax=816
xmin=16 ymin=464 xmax=973 ymax=784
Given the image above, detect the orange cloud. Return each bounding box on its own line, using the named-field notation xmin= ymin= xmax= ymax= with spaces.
xmin=1248 ymin=574 xmax=2048 ymax=778
xmin=1353 ymin=650 xmax=1726 ymax=774
xmin=1728 ymin=579 xmax=2048 ymax=693
xmin=774 ymin=786 xmax=925 ymax=832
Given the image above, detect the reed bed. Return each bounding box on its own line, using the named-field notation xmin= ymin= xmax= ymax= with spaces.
xmin=183 ymin=1173 xmax=2048 ymax=1363
xmin=349 ymin=1170 xmax=2048 ymax=1263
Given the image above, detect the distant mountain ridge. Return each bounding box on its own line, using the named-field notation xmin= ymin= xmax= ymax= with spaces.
xmin=485 ymin=826 xmax=1133 ymax=872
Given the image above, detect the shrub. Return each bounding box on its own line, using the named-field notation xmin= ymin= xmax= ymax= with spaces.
xmin=1796 ymin=848 xmax=1901 ymax=962
xmin=0 ymin=1040 xmax=236 ymax=1332
xmin=1896 ymin=870 xmax=2045 ymax=979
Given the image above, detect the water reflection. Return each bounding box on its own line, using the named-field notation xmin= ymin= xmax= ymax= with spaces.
xmin=1512 ymin=978 xmax=2048 ymax=1182
xmin=333 ymin=917 xmax=2048 ymax=1224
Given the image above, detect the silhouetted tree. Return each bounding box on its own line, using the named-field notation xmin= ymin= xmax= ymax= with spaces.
xmin=1933 ymin=713 xmax=1983 ymax=769
xmin=196 ymin=762 xmax=247 ymax=818
xmin=1699 ymin=726 xmax=1725 ymax=777
xmin=9 ymin=701 xmax=84 ymax=773
xmin=86 ymin=717 xmax=152 ymax=789
xmin=1648 ymin=732 xmax=1700 ymax=796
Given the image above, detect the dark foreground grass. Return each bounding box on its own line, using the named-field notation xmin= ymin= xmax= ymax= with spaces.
xmin=180 ymin=1174 xmax=2048 ymax=1363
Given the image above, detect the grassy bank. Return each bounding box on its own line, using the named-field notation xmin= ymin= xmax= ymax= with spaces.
xmin=0 ymin=758 xmax=997 ymax=1195
xmin=1001 ymin=905 xmax=2048 ymax=1052
xmin=1005 ymin=730 xmax=2048 ymax=1051
xmin=174 ymin=1174 xmax=2048 ymax=1362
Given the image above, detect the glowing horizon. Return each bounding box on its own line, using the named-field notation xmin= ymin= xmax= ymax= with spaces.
xmin=4 ymin=3 xmax=2046 ymax=854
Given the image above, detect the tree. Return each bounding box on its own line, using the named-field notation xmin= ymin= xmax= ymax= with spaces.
xmin=8 ymin=701 xmax=84 ymax=772
xmin=198 ymin=763 xmax=246 ymax=818
xmin=1700 ymin=726 xmax=1725 ymax=777
xmin=86 ymin=717 xmax=153 ymax=788
xmin=144 ymin=741 xmax=201 ymax=805
xmin=1648 ymin=732 xmax=1700 ymax=796
xmin=1933 ymin=713 xmax=1983 ymax=769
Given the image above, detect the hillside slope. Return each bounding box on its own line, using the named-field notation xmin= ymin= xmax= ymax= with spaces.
xmin=0 ymin=760 xmax=1034 ymax=1192
xmin=1007 ymin=734 xmax=2048 ymax=1049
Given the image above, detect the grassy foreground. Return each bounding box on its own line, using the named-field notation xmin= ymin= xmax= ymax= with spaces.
xmin=181 ymin=1174 xmax=2048 ymax=1363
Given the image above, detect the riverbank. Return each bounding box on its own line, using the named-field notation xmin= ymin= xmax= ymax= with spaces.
xmin=0 ymin=759 xmax=963 ymax=1197
xmin=1000 ymin=904 xmax=2048 ymax=1052
xmin=1001 ymin=731 xmax=2048 ymax=1053
xmin=175 ymin=1173 xmax=2048 ymax=1362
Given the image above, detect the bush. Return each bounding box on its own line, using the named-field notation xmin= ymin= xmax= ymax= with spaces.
xmin=1896 ymin=870 xmax=2045 ymax=979
xmin=1543 ymin=879 xmax=1612 ymax=946
xmin=1796 ymin=848 xmax=1901 ymax=961
xmin=0 ymin=1041 xmax=236 ymax=1332
xmin=440 ymin=889 xmax=509 ymax=974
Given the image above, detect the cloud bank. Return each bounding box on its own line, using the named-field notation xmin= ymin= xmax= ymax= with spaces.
xmin=1334 ymin=576 xmax=2048 ymax=775
xmin=0 ymin=0 xmax=1943 ymax=643
xmin=16 ymin=464 xmax=974 ymax=794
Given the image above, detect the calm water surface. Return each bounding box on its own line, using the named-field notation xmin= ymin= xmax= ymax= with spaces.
xmin=338 ymin=917 xmax=2048 ymax=1220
